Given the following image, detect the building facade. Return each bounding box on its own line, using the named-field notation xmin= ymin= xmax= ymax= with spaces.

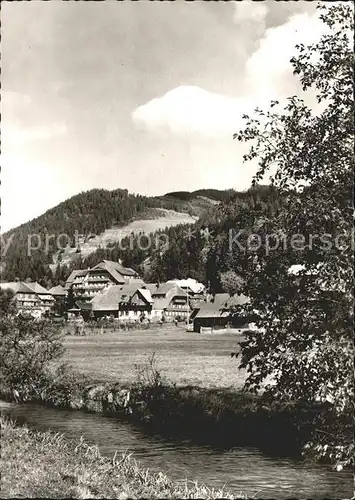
xmin=0 ymin=281 xmax=55 ymax=318
xmin=65 ymin=260 xmax=140 ymax=302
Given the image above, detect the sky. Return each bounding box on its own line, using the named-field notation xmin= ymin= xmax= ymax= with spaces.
xmin=1 ymin=0 xmax=325 ymax=232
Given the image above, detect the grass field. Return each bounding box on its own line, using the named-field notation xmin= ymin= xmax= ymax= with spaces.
xmin=62 ymin=327 xmax=246 ymax=389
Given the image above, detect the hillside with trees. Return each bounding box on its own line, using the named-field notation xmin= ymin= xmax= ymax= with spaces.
xmin=41 ymin=184 xmax=282 ymax=288
xmin=0 ymin=187 xmax=235 ymax=287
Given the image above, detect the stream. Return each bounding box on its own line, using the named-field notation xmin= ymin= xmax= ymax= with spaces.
xmin=1 ymin=400 xmax=352 ymax=499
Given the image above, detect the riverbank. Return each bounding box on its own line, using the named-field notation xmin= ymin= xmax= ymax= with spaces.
xmin=0 ymin=417 xmax=233 ymax=499
xmin=0 ymin=369 xmax=318 ymax=457
xmin=0 ymin=327 xmax=333 ymax=461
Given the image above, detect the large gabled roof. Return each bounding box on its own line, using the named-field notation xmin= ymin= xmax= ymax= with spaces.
xmin=0 ymin=281 xmax=55 ymax=303
xmin=0 ymin=282 xmax=36 ymax=294
xmin=194 ymin=303 xmax=230 ymax=319
xmin=194 ymin=293 xmax=250 ymax=319
xmin=0 ymin=281 xmax=53 ymax=295
xmin=25 ymin=282 xmax=51 ymax=295
xmin=118 ymin=279 xmax=145 ymax=295
xmin=90 ymin=280 xmax=146 ymax=311
xmin=89 ymin=262 xmax=125 ymax=284
xmin=90 ymin=260 xmax=137 ymax=277
xmin=151 ymin=282 xmax=176 ymax=296
xmin=152 ymin=285 xmax=188 ymax=311
xmin=214 ymin=293 xmax=250 ymax=309
xmin=144 ymin=283 xmax=159 ymax=295
xmin=49 ymin=285 xmax=67 ymax=296
xmin=138 ymin=288 xmax=153 ymax=304
xmin=88 ymin=260 xmax=139 ymax=285
xmin=91 ymin=285 xmax=123 ymax=311
xmin=110 ymin=261 xmax=137 ymax=277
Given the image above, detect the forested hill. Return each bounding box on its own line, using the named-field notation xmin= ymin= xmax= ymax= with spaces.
xmin=51 ymin=184 xmax=283 ymax=291
xmin=0 ymin=187 xmax=233 ymax=285
xmin=1 ymin=184 xmax=282 ymax=288
xmin=163 ymin=189 xmax=236 ymax=202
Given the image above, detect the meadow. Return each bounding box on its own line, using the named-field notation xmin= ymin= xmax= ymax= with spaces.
xmin=61 ymin=327 xmax=246 ymax=389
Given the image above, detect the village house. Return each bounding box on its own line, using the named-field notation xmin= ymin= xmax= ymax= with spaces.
xmin=190 ymin=293 xmax=251 ymax=333
xmin=0 ymin=281 xmax=55 ymax=318
xmin=65 ymin=260 xmax=140 ymax=302
xmin=146 ymin=282 xmax=192 ymax=321
xmin=49 ymin=284 xmax=67 ymax=300
xmin=166 ymin=278 xmax=206 ymax=296
xmin=77 ymin=279 xmax=152 ymax=320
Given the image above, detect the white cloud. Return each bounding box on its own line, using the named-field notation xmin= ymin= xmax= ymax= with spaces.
xmin=132 ymin=9 xmax=327 ymax=138
xmin=245 ymin=12 xmax=328 ymax=100
xmin=132 ymin=85 xmax=256 ymax=138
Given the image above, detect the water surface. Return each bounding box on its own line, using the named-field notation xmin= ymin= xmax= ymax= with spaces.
xmin=1 ymin=401 xmax=352 ymax=499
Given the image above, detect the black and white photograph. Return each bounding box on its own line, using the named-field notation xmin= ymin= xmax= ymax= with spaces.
xmin=0 ymin=1 xmax=354 ymax=498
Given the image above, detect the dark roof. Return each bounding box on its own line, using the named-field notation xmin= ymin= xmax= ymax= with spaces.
xmin=88 ymin=260 xmax=138 ymax=285
xmin=91 ymin=260 xmax=137 ymax=277
xmin=151 ymin=282 xmax=176 ymax=296
xmin=194 ymin=293 xmax=249 ymax=319
xmin=194 ymin=302 xmax=227 ymax=319
xmin=105 ymin=260 xmax=137 ymax=276
xmin=1 ymin=281 xmax=53 ymax=296
xmin=144 ymin=283 xmax=159 ymax=294
xmin=0 ymin=281 xmax=55 ymax=305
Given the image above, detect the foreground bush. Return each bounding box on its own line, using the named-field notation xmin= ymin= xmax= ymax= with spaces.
xmin=0 ymin=308 xmax=64 ymax=396
xmin=234 ymin=4 xmax=354 ymax=469
xmin=0 ymin=417 xmax=233 ymax=499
